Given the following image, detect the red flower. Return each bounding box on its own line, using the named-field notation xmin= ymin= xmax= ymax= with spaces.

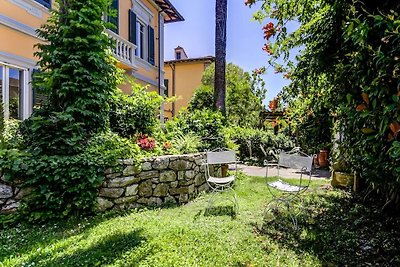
xmin=262 ymin=44 xmax=273 ymax=55
xmin=137 ymin=134 xmax=156 ymax=151
xmin=244 ymin=0 xmax=256 ymax=7
xmin=263 ymin=22 xmax=276 ymax=40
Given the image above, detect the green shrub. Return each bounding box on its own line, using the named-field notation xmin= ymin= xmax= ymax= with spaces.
xmin=166 ymin=109 xmax=227 ymax=151
xmin=171 ymin=132 xmax=202 ymax=154
xmin=224 ymin=126 xmax=295 ymax=163
xmin=109 ymin=82 xmax=163 ymax=138
xmin=2 ymin=119 xmax=23 ymax=149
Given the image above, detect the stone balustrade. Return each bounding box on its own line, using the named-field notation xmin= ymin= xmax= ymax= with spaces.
xmin=0 ymin=153 xmax=209 ymax=214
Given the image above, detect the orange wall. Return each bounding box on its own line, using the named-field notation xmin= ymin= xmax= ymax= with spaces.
xmin=164 ymin=61 xmax=208 ymax=117
xmin=0 ymin=1 xmax=49 ymax=62
xmin=1 ymin=0 xmax=162 ymax=94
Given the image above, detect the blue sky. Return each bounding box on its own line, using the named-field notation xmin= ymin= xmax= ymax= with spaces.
xmin=164 ymin=0 xmax=292 ymax=104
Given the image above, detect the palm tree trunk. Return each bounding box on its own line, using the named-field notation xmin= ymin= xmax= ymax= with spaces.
xmin=214 ymin=0 xmax=227 ymax=115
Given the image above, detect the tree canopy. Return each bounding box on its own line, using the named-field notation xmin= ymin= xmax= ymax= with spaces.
xmin=249 ymin=0 xmax=400 ymax=210
xmin=189 ymin=63 xmax=266 ymax=128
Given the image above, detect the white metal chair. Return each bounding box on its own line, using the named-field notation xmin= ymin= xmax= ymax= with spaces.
xmin=262 ymin=147 xmax=313 ymax=230
xmin=204 ymin=149 xmax=238 ymax=214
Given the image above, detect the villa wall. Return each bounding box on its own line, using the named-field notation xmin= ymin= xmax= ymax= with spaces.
xmin=0 ymin=153 xmax=209 ymax=214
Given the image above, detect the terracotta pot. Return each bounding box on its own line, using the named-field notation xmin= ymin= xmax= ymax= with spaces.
xmin=318 ymin=149 xmax=329 ymax=168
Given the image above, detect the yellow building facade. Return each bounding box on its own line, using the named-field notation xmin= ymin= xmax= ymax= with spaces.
xmin=164 ymin=46 xmax=214 ymax=118
xmin=0 ymin=0 xmax=183 ymax=120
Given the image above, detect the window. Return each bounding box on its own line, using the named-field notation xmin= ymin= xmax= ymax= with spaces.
xmin=34 ymin=0 xmax=51 ymax=8
xmin=136 ymin=21 xmax=145 ymax=59
xmin=107 ymin=0 xmax=119 ymax=34
xmin=0 ymin=64 xmax=27 ymax=120
xmin=176 ymin=52 xmax=181 ymax=60
xmin=163 ymin=79 xmax=169 ymax=97
xmin=129 ymin=8 xmax=155 ymax=65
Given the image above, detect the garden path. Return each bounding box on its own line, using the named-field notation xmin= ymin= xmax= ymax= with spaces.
xmin=237 ymin=164 xmax=331 ymax=179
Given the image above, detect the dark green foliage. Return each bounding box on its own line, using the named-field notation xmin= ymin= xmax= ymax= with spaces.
xmin=255 ymin=0 xmax=400 ymax=209
xmin=109 ymin=82 xmax=163 ymax=138
xmin=25 ymin=0 xmax=120 ymax=154
xmin=224 ymin=126 xmax=295 ymax=164
xmin=0 ymin=0 xmax=125 ymax=221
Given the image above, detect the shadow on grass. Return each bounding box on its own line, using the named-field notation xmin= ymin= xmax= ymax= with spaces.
xmin=204 ymin=205 xmax=237 ymax=218
xmin=257 ymin=193 xmax=400 ymax=266
xmin=29 ymin=229 xmax=148 ymax=267
xmin=0 ymin=212 xmax=131 ymax=263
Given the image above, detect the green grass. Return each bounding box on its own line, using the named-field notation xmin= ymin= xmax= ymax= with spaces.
xmin=0 ymin=175 xmax=399 ymax=267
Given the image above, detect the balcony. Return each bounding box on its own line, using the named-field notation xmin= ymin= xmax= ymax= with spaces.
xmin=106 ymin=30 xmax=137 ymax=69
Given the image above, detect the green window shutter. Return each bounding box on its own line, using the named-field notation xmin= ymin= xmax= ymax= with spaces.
xmin=147 ymin=26 xmax=155 ymax=65
xmin=129 ymin=10 xmax=137 ymax=44
xmin=108 ymin=0 xmax=119 ymax=34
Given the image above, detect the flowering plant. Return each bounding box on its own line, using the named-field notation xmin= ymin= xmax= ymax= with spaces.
xmin=136 ymin=134 xmax=156 ymax=151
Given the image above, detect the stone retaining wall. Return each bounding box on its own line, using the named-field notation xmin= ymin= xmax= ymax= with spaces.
xmin=0 ymin=153 xmax=209 ymax=214
xmin=97 ymin=153 xmax=208 ymax=211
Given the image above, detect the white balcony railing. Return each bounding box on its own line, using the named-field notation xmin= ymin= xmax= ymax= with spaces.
xmin=106 ymin=30 xmax=137 ymax=69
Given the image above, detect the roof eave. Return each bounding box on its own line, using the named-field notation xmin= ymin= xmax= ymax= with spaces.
xmin=154 ymin=0 xmax=184 ymax=23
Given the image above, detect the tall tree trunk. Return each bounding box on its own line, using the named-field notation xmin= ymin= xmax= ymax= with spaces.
xmin=214 ymin=0 xmax=227 ymax=115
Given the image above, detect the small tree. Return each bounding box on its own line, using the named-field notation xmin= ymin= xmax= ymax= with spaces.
xmin=189 ymin=63 xmax=266 ymax=128
xmin=23 ymin=0 xmax=120 ymax=154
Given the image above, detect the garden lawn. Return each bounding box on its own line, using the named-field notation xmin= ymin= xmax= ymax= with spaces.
xmin=1 ymin=175 xmax=399 ymax=267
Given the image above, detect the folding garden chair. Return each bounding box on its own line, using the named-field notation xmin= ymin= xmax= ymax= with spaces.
xmin=262 ymin=147 xmax=313 ymax=230
xmin=204 ymin=149 xmax=239 ymax=214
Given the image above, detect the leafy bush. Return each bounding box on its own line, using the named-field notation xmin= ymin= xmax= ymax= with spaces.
xmin=166 ymin=109 xmax=227 ymax=151
xmin=2 ymin=119 xmax=23 ymax=149
xmin=0 ymin=0 xmax=124 ymax=221
xmin=171 ymin=132 xmax=202 ymax=154
xmin=224 ymin=126 xmax=295 ymax=163
xmin=109 ymin=83 xmax=163 ymax=138
xmin=85 ymin=131 xmax=141 ymax=165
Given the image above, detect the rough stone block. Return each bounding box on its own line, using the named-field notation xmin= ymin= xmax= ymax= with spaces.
xmin=105 ymin=173 xmax=121 ymax=179
xmin=179 ymin=194 xmax=189 ymax=203
xmin=149 ymin=197 xmax=162 ymax=206
xmin=137 ymin=198 xmax=149 ymax=205
xmin=142 ymin=161 xmax=152 ymax=171
xmin=198 ymin=183 xmax=209 ymax=193
xmin=15 ymin=187 xmax=33 ymax=200
xmin=194 ymin=174 xmax=206 ymax=186
xmin=125 ymin=184 xmax=139 ymax=196
xmin=177 ymin=171 xmax=185 ymax=180
xmin=139 ymin=171 xmax=159 ymax=180
xmin=185 ymin=170 xmax=196 ymax=179
xmin=164 ymin=195 xmax=177 ymax=205
xmin=99 ymin=188 xmax=124 ymax=198
xmin=160 ymin=171 xmax=177 ymax=182
xmin=170 ymin=181 xmax=178 ymax=188
xmin=123 ymin=165 xmax=141 ymax=176
xmin=122 ymin=159 xmax=135 ymax=165
xmin=154 ymin=184 xmax=169 ymax=197
xmin=96 ymin=197 xmax=114 ymax=211
xmin=108 ymin=176 xmax=139 ymax=187
xmin=0 ymin=184 xmax=13 ymax=199
xmin=1 ymin=200 xmax=20 ymax=213
xmin=152 ymin=157 xmax=170 ymax=170
xmin=114 ymin=196 xmax=138 ymax=205
xmin=138 ymin=180 xmax=153 ymax=197
xmin=169 ymin=160 xmax=191 ymax=171
xmin=178 ymin=180 xmax=193 ymax=186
